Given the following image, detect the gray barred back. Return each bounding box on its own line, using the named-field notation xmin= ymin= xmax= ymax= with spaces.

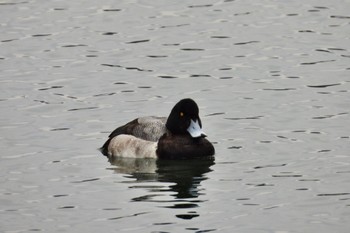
xmin=133 ymin=117 xmax=167 ymax=141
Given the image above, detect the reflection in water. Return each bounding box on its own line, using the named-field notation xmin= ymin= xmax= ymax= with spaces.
xmin=108 ymin=157 xmax=214 ymax=219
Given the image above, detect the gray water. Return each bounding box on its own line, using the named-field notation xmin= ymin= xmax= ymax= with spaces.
xmin=1 ymin=0 xmax=349 ymax=232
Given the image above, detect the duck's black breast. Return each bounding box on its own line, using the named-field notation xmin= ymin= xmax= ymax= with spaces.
xmin=156 ymin=133 xmax=215 ymax=159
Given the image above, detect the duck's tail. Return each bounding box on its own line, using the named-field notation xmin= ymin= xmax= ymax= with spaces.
xmin=99 ymin=138 xmax=111 ymax=156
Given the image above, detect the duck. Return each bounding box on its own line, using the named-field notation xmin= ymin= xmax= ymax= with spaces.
xmin=100 ymin=98 xmax=215 ymax=159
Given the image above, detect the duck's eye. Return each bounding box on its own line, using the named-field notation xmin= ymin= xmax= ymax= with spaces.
xmin=180 ymin=112 xmax=184 ymax=117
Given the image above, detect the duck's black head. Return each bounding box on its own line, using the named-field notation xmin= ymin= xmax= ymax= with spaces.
xmin=166 ymin=98 xmax=206 ymax=138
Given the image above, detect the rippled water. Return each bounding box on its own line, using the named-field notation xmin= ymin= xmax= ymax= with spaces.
xmin=1 ymin=0 xmax=349 ymax=232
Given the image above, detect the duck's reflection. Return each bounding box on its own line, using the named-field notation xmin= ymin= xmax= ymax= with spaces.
xmin=108 ymin=157 xmax=214 ymax=214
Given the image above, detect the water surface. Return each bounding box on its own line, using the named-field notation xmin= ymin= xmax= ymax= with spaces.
xmin=1 ymin=0 xmax=349 ymax=232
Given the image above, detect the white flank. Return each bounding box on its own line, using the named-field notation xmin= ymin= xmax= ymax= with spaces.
xmin=108 ymin=135 xmax=157 ymax=158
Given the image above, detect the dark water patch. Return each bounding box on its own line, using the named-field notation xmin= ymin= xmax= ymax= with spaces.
xmin=247 ymin=183 xmax=274 ymax=187
xmin=225 ymin=115 xmax=263 ymax=120
xmin=103 ymin=208 xmax=121 ymax=210
xmin=32 ymin=34 xmax=51 ymax=37
xmin=188 ymin=4 xmax=213 ymax=8
xmin=54 ymin=93 xmax=78 ymax=99
xmin=160 ymin=24 xmax=189 ymax=29
xmin=264 ymin=205 xmax=280 ymax=210
xmin=138 ymin=86 xmax=151 ymax=89
xmin=219 ymin=67 xmax=232 ymax=70
xmin=310 ymin=131 xmax=322 ymax=134
xmin=162 ymin=43 xmax=180 ymax=46
xmin=299 ymin=30 xmax=315 ymax=33
xmin=277 ymin=135 xmax=298 ymax=141
xmin=131 ymin=194 xmax=159 ymax=202
xmin=58 ymin=206 xmax=75 ymax=209
xmin=86 ymin=54 xmax=98 ymax=57
xmin=318 ymin=193 xmax=350 ymax=197
xmin=147 ymin=55 xmax=168 ymax=58
xmin=316 ymin=49 xmax=332 ymax=53
xmin=287 ymin=76 xmax=300 ymax=79
xmin=308 ymin=9 xmax=321 ymax=12
xmin=181 ymin=48 xmax=205 ymax=51
xmin=211 ymin=36 xmax=231 ymax=39
xmin=307 ymin=83 xmax=340 ymax=88
xmin=300 ymin=59 xmax=336 ymax=65
xmin=153 ymin=222 xmax=173 ymax=226
xmin=341 ymin=55 xmax=350 ymax=58
xmin=62 ymin=44 xmax=87 ymax=48
xmin=167 ymin=203 xmax=198 ymax=209
xmin=190 ymin=74 xmax=211 ymax=77
xmin=101 ymin=63 xmax=122 ymax=68
xmin=254 ymin=164 xmax=286 ymax=169
xmin=259 ymin=140 xmax=272 ymax=143
xmin=236 ymin=198 xmax=250 ymax=201
xmin=219 ymin=76 xmax=234 ymax=79
xmin=67 ymin=107 xmax=98 ymax=111
xmin=103 ymin=9 xmax=122 ymax=12
xmin=176 ymin=213 xmax=199 ymax=220
xmin=71 ymin=178 xmax=100 ymax=183
xmin=234 ymin=12 xmax=251 ymax=16
xmin=317 ymin=149 xmax=331 ymax=153
xmin=53 ymin=8 xmax=66 ymax=11
xmin=273 ymin=174 xmax=302 ymax=178
xmin=191 ymin=228 xmax=216 ymax=233
xmin=286 ymin=13 xmax=299 ymax=16
xmin=108 ymin=212 xmax=148 ymax=220
xmin=1 ymin=38 xmax=18 ymax=42
xmin=158 ymin=75 xmax=178 ymax=79
xmin=299 ymin=178 xmax=320 ymax=182
xmin=0 ymin=2 xmax=28 ymax=5
xmin=263 ymin=88 xmax=296 ymax=91
xmin=292 ymin=130 xmax=306 ymax=133
xmin=234 ymin=41 xmax=259 ymax=45
xmin=328 ymin=47 xmax=346 ymax=51
xmin=126 ymin=39 xmax=150 ymax=44
xmin=34 ymin=100 xmax=50 ymax=104
xmin=52 ymin=194 xmax=69 ymax=197
xmin=50 ymin=128 xmax=70 ymax=131
xmin=93 ymin=92 xmax=116 ymax=97
xmin=101 ymin=63 xmax=152 ymax=72
xmin=121 ymin=90 xmax=134 ymax=93
xmin=102 ymin=32 xmax=117 ymax=35
xmin=125 ymin=67 xmax=153 ymax=72
xmin=336 ymin=171 xmax=350 ymax=174
xmin=38 ymin=85 xmax=63 ymax=91
xmin=314 ymin=6 xmax=329 ymax=9
xmin=205 ymin=112 xmax=225 ymax=116
xmin=330 ymin=15 xmax=350 ymax=19
xmin=313 ymin=112 xmax=347 ymax=119
xmin=243 ymin=203 xmax=259 ymax=206
xmin=217 ymin=162 xmax=242 ymax=166
xmin=296 ymin=188 xmax=309 ymax=191
xmin=114 ymin=82 xmax=128 ymax=85
xmin=228 ymin=146 xmax=242 ymax=149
